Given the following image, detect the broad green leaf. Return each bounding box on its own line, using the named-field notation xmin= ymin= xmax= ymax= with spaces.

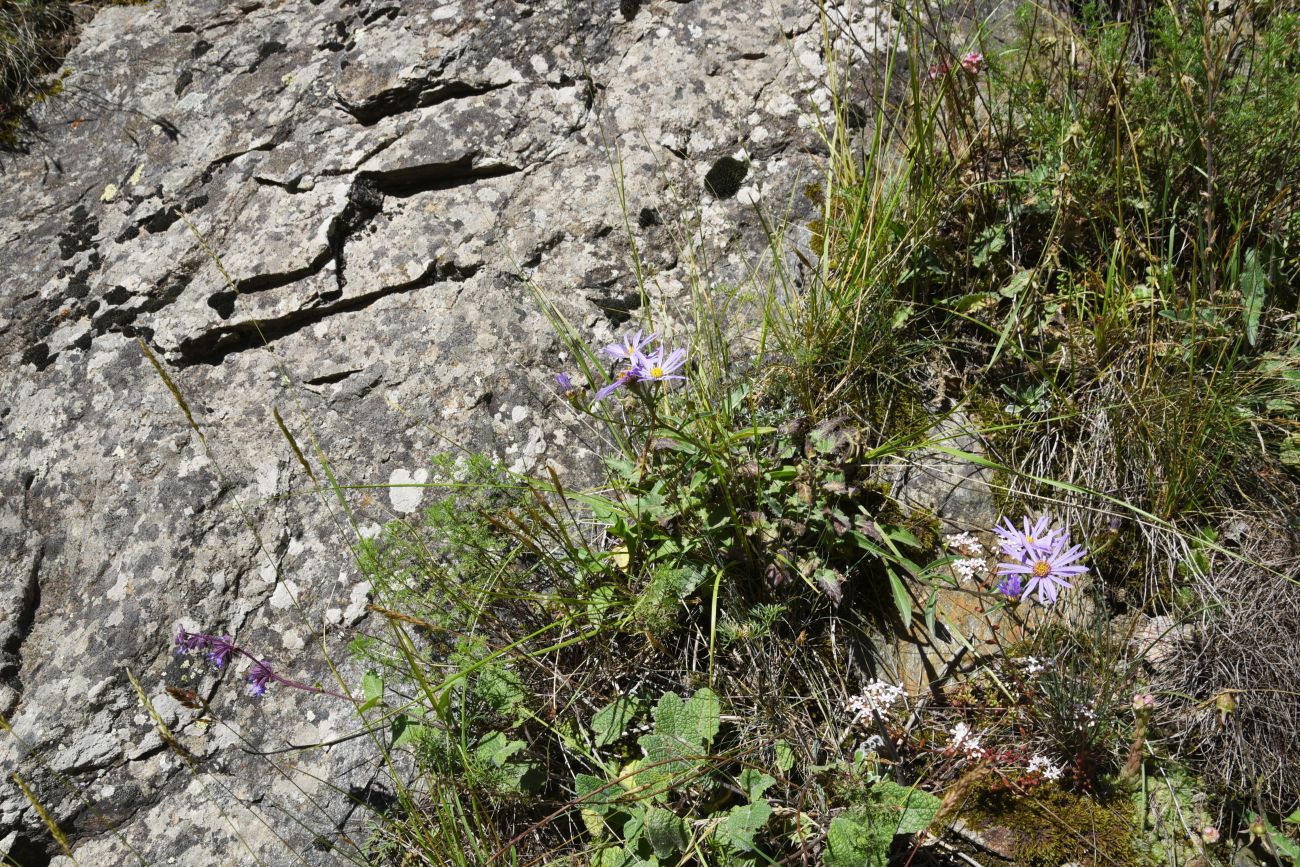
xmin=644 ymin=807 xmax=688 ymax=858
xmin=593 ymin=697 xmax=643 ymax=747
xmin=474 ymin=731 xmax=524 ymax=767
xmin=825 ymin=814 xmax=890 ymax=867
xmin=576 ymin=773 xmax=619 ymax=815
xmin=390 ymin=716 xmax=426 ymax=750
xmin=872 ymin=780 xmax=941 ymax=835
xmin=714 ymin=799 xmax=773 ymax=852
xmin=738 ymin=769 xmax=776 ymax=802
xmin=359 ymin=671 xmax=383 ymax=711
xmin=887 ymin=566 xmax=912 ymax=631
xmin=682 ymin=688 xmax=721 ymax=745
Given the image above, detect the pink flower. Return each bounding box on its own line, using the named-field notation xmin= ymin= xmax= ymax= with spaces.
xmin=927 ymin=61 xmax=950 ymax=81
xmin=961 ymin=51 xmax=984 ymax=75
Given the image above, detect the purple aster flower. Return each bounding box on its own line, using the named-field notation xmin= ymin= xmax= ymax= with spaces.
xmin=997 ymin=535 xmax=1088 ymax=605
xmin=247 ymin=659 xmax=276 ymax=697
xmin=993 ymin=515 xmax=1059 ymax=561
xmin=603 ymin=330 xmax=657 ymax=362
xmin=630 ymin=346 xmax=687 ymax=383
xmin=205 ymin=635 xmax=235 ymax=668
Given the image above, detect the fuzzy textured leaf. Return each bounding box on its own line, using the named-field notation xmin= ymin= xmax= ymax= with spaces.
xmin=644 ymin=807 xmax=688 ymax=857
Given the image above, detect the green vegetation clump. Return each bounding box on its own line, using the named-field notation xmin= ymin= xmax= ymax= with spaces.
xmin=88 ymin=0 xmax=1300 ymax=862
xmin=1 ymin=0 xmax=149 ymax=144
xmin=964 ymin=780 xmax=1142 ymax=867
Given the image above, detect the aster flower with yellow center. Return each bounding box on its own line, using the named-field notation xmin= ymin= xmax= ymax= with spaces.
xmin=603 ymin=329 xmax=657 ymax=362
xmin=996 ymin=534 xmax=1088 ymax=605
xmin=993 ymin=514 xmax=1059 ymax=561
xmin=631 ymin=346 xmax=687 ymax=383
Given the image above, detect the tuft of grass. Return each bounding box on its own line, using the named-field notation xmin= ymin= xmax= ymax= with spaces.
xmin=1 ymin=0 xmax=150 ymax=144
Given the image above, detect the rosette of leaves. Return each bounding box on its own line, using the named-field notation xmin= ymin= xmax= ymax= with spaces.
xmin=578 ymin=688 xmax=780 ymax=864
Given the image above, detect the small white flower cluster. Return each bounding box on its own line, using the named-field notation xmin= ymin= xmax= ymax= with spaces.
xmin=952 ymin=558 xmax=985 ymax=583
xmin=1076 ymin=703 xmax=1098 ymax=728
xmin=847 ymin=679 xmax=906 ymax=718
xmin=1027 ymin=754 xmax=1063 ymax=780
xmin=1018 ymin=656 xmax=1045 ymax=676
xmin=949 ymin=722 xmax=984 ymax=758
xmin=946 ymin=532 xmax=985 ymax=557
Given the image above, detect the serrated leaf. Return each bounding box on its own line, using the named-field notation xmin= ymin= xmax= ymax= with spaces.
xmin=593 ymin=697 xmax=642 ymax=747
xmin=576 ymin=773 xmax=619 ymax=815
xmin=738 ymin=769 xmax=776 ymax=802
xmin=872 ymin=780 xmax=941 ymax=835
xmin=651 ymin=692 xmax=688 ymax=740
xmin=636 ymin=734 xmax=694 ymax=798
xmin=644 ymin=807 xmax=688 ymax=858
xmin=826 ymin=814 xmax=891 ymax=867
xmin=591 ymin=844 xmax=632 ymax=867
xmin=475 ymin=731 xmax=524 ymax=767
xmin=714 ymin=799 xmax=773 ymax=852
xmin=682 ymin=688 xmax=721 ymax=745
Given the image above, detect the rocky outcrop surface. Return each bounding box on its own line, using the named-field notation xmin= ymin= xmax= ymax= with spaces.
xmin=0 ymin=0 xmax=915 ymax=862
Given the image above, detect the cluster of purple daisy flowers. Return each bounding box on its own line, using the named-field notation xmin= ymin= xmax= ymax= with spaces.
xmin=993 ymin=515 xmax=1088 ymax=605
xmin=174 ymin=628 xmax=346 ymax=700
xmin=555 ymin=330 xmax=688 ymax=403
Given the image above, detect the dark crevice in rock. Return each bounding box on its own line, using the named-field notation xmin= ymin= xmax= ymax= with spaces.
xmin=174 ymin=261 xmax=479 ymax=366
xmin=304 ymin=368 xmax=362 ymax=385
xmin=245 ymin=40 xmax=287 ymax=75
xmin=200 ymin=141 xmax=277 ymax=184
xmin=2 ymin=833 xmax=53 ymax=867
xmin=338 ymin=79 xmax=511 ymax=126
xmin=21 ymin=342 xmax=53 ymax=371
xmin=328 ymin=175 xmax=384 ymax=292
xmin=206 ymin=244 xmax=336 ymax=320
xmin=1 ymin=540 xmax=44 ymax=696
xmin=703 ymin=155 xmax=749 ymax=198
xmin=359 ymin=156 xmax=520 ymax=198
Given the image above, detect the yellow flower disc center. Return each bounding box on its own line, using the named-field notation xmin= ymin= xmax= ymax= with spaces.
xmin=1031 ymin=560 xmax=1051 ymax=577
xmin=650 ymin=366 xmax=664 ymax=378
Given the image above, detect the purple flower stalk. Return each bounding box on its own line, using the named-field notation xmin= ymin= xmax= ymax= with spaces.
xmin=996 ymin=573 xmax=1024 ymax=598
xmin=172 ymin=628 xmax=351 ymax=702
xmin=205 ymin=635 xmax=235 ymax=668
xmin=246 ymin=659 xmax=276 ymax=697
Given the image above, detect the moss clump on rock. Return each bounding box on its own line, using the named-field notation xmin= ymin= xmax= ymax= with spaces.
xmin=963 ymin=781 xmax=1145 ymax=867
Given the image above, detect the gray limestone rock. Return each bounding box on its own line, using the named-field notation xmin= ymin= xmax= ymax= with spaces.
xmin=0 ymin=0 xmax=874 ymax=861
